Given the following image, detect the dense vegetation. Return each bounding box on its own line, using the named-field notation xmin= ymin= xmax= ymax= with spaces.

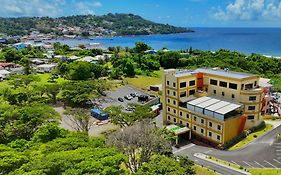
xmin=0 ymin=14 xmax=191 ymax=36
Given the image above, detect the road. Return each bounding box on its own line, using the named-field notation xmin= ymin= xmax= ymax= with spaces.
xmin=173 ymin=122 xmax=281 ymax=174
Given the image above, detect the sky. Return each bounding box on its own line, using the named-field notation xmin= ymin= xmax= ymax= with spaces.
xmin=0 ymin=0 xmax=281 ymax=27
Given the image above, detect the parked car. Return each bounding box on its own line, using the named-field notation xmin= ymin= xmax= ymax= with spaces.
xmin=118 ymin=97 xmax=124 ymax=102
xmin=124 ymin=95 xmax=133 ymax=100
xmin=130 ymin=93 xmax=136 ymax=98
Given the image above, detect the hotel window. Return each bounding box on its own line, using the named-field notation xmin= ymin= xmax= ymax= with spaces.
xmin=194 ymin=116 xmax=197 ymax=121
xmin=254 ymin=81 xmax=257 ymax=87
xmin=186 ymin=123 xmax=189 ymax=127
xmin=173 ymin=82 xmax=176 ymax=87
xmin=173 ymin=100 xmax=176 ymax=105
xmin=248 ymin=106 xmax=256 ymax=110
xmin=167 ymin=81 xmax=170 ymax=85
xmin=217 ymin=125 xmax=221 ymax=130
xmin=174 ymin=109 xmax=176 ymax=114
xmin=167 ymin=90 xmax=170 ymax=95
xmin=248 ymin=115 xmax=255 ymax=120
xmin=167 ymin=99 xmax=170 ymax=103
xmin=189 ymin=89 xmax=195 ymax=95
xmin=173 ymin=91 xmax=176 ymax=96
xmin=180 ymin=111 xmax=182 ymax=116
xmin=180 ymin=91 xmax=187 ymax=97
xmin=219 ymin=81 xmax=227 ymax=88
xmin=201 ymin=129 xmax=204 ymax=134
xmin=213 ymin=90 xmax=216 ymax=94
xmin=180 ymin=82 xmax=187 ymax=88
xmin=201 ymin=119 xmax=204 ymax=124
xmin=229 ymin=83 xmax=238 ymax=90
xmin=249 ymin=96 xmax=256 ymax=101
xmin=222 ymin=92 xmax=225 ymax=96
xmin=168 ymin=116 xmax=170 ymax=120
xmin=186 ymin=114 xmax=189 ymax=119
xmin=241 ymin=84 xmax=244 ymax=90
xmin=193 ymin=126 xmax=196 ymax=130
xmin=232 ymin=94 xmax=235 ymax=99
xmin=209 ymin=132 xmax=212 ymax=137
xmin=174 ymin=118 xmax=176 ymax=122
xmin=210 ymin=79 xmax=218 ymax=85
xmin=180 ymin=120 xmax=183 ymax=125
xmin=168 ymin=107 xmax=170 ymax=112
xmin=217 ymin=135 xmax=221 ymax=141
xmin=209 ymin=122 xmax=212 ymax=127
xmin=189 ymin=80 xmax=196 ymax=86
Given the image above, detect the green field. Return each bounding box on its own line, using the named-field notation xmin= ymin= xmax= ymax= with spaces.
xmin=249 ymin=168 xmax=281 ymax=175
xmin=228 ymin=124 xmax=273 ymax=150
xmin=193 ymin=165 xmax=219 ymax=175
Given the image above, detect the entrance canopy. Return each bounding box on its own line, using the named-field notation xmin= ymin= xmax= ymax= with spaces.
xmin=166 ymin=124 xmax=190 ymax=135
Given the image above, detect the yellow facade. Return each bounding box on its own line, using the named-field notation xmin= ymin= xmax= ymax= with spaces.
xmin=163 ymin=68 xmax=264 ymax=145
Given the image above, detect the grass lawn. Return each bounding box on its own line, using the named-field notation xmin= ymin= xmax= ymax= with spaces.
xmin=124 ymin=74 xmax=162 ymax=91
xmin=228 ymin=124 xmax=273 ymax=150
xmin=249 ymin=168 xmax=281 ymax=175
xmin=193 ymin=165 xmax=219 ymax=175
xmin=36 ymin=73 xmax=68 ymax=84
xmin=208 ymin=156 xmax=242 ymax=169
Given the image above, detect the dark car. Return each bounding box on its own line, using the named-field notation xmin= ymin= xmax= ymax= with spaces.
xmin=118 ymin=97 xmax=124 ymax=102
xmin=130 ymin=93 xmax=136 ymax=98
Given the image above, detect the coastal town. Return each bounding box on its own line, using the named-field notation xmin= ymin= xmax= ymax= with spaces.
xmin=1 ymin=1 xmax=281 ymax=175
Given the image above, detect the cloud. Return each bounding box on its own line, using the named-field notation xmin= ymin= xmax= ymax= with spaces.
xmin=0 ymin=0 xmax=102 ymax=17
xmin=212 ymin=0 xmax=281 ymax=21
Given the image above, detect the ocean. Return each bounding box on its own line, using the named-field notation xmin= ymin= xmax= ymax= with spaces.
xmin=50 ymin=28 xmax=281 ymax=56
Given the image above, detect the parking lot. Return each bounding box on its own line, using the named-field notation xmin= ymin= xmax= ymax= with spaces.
xmin=93 ymin=86 xmax=160 ymax=109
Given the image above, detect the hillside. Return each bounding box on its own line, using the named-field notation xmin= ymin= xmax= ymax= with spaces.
xmin=0 ymin=13 xmax=192 ymax=36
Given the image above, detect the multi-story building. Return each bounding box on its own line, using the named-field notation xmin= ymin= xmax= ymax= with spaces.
xmin=163 ymin=68 xmax=264 ymax=146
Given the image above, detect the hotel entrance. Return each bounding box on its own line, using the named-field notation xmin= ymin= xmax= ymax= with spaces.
xmin=166 ymin=125 xmax=191 ymax=145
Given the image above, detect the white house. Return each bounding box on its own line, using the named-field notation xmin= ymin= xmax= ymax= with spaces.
xmin=0 ymin=70 xmax=11 ymax=81
xmin=36 ymin=64 xmax=56 ymax=73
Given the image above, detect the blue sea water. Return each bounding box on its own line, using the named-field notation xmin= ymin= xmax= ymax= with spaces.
xmin=50 ymin=28 xmax=281 ymax=56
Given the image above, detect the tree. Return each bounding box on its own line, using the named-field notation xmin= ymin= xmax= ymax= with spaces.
xmin=43 ymin=83 xmax=61 ymax=104
xmin=64 ymin=108 xmax=93 ymax=135
xmin=107 ymin=120 xmax=172 ymax=172
xmin=105 ymin=104 xmax=154 ymax=128
xmin=159 ymin=51 xmax=181 ymax=69
xmin=136 ymin=155 xmax=195 ymax=175
xmin=31 ymin=123 xmax=66 ymax=143
xmin=133 ymin=42 xmax=152 ymax=54
xmin=19 ymin=57 xmax=32 ymax=75
xmin=67 ymin=61 xmax=93 ymax=80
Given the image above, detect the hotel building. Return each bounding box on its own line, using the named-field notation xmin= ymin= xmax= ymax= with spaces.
xmin=163 ymin=68 xmax=264 ymax=145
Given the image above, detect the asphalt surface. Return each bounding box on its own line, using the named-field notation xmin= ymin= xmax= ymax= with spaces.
xmin=173 ymin=123 xmax=281 ymax=174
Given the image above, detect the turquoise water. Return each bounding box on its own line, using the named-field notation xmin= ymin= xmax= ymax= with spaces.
xmin=51 ymin=28 xmax=281 ymax=56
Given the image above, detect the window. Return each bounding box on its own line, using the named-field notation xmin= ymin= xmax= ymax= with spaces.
xmin=201 ymin=129 xmax=204 ymax=134
xmin=217 ymin=125 xmax=221 ymax=130
xmin=167 ymin=81 xmax=170 ymax=85
xmin=213 ymin=90 xmax=216 ymax=94
xmin=189 ymin=89 xmax=195 ymax=95
xmin=249 ymin=96 xmax=256 ymax=101
xmin=194 ymin=116 xmax=196 ymax=121
xmin=186 ymin=123 xmax=189 ymax=127
xmin=219 ymin=81 xmax=227 ymax=87
xmin=248 ymin=106 xmax=256 ymax=110
xmin=174 ymin=118 xmax=176 ymax=122
xmin=180 ymin=91 xmax=187 ymax=97
xmin=189 ymin=80 xmax=196 ymax=86
xmin=173 ymin=100 xmax=176 ymax=105
xmin=167 ymin=90 xmax=170 ymax=95
xmin=254 ymin=81 xmax=257 ymax=86
xmin=217 ymin=135 xmax=221 ymax=141
xmin=245 ymin=83 xmax=253 ymax=90
xmin=201 ymin=119 xmax=204 ymax=124
xmin=180 ymin=111 xmax=182 ymax=116
xmin=186 ymin=114 xmax=189 ymax=118
xmin=180 ymin=120 xmax=183 ymax=125
xmin=232 ymin=94 xmax=235 ymax=99
xmin=209 ymin=132 xmax=212 ymax=137
xmin=180 ymin=82 xmax=187 ymax=88
xmin=229 ymin=83 xmax=238 ymax=90
xmin=209 ymin=122 xmax=212 ymax=127
xmin=210 ymin=79 xmax=218 ymax=85
xmin=173 ymin=82 xmax=176 ymax=87
xmin=193 ymin=126 xmax=196 ymax=130
xmin=167 ymin=107 xmax=170 ymax=112
xmin=174 ymin=109 xmax=176 ymax=114
xmin=248 ymin=115 xmax=255 ymax=120
xmin=167 ymin=99 xmax=170 ymax=103
xmin=168 ymin=116 xmax=170 ymax=120
xmin=222 ymin=92 xmax=225 ymax=96
xmin=241 ymin=84 xmax=244 ymax=90
xmin=173 ymin=91 xmax=176 ymax=96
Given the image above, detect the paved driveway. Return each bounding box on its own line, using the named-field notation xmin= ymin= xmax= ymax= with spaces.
xmin=174 ymin=123 xmax=281 ymax=169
